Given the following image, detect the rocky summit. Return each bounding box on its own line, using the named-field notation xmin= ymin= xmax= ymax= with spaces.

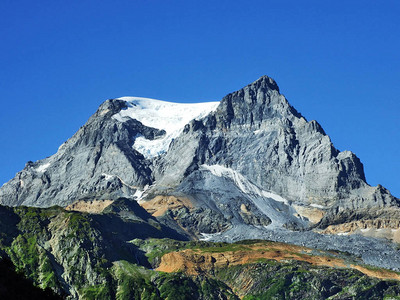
xmin=1 ymin=76 xmax=400 ymax=299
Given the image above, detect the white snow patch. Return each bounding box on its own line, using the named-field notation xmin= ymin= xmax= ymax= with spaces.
xmin=36 ymin=163 xmax=51 ymax=173
xmin=253 ymin=129 xmax=261 ymax=134
xmin=200 ymin=232 xmax=222 ymax=241
xmin=337 ymin=232 xmax=350 ymax=236
xmin=102 ymin=173 xmax=114 ymax=181
xmin=261 ymin=191 xmax=288 ymax=204
xmin=112 ymin=97 xmax=219 ymax=158
xmin=133 ymin=184 xmax=149 ymax=201
xmin=133 ymin=189 xmax=144 ymax=200
xmin=310 ymin=203 xmax=326 ymax=209
xmin=134 ymin=136 xmax=167 ymax=158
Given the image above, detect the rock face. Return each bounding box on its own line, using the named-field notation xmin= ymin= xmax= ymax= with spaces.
xmin=0 ymin=75 xmax=399 ymax=235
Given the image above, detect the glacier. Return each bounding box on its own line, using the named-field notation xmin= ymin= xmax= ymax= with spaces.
xmin=112 ymin=97 xmax=219 ymax=158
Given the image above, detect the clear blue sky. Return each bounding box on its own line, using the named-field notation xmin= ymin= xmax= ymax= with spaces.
xmin=1 ymin=1 xmax=399 ymax=196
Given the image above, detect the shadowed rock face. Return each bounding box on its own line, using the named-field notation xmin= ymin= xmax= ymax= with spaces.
xmin=0 ymin=76 xmax=399 ymax=232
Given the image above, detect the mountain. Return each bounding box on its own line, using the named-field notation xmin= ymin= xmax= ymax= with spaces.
xmin=1 ymin=76 xmax=399 ymax=238
xmin=0 ymin=97 xmax=218 ymax=208
xmin=1 ymin=76 xmax=400 ymax=298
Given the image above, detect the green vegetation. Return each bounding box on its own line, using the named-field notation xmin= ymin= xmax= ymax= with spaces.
xmin=194 ymin=243 xmax=250 ymax=253
xmin=0 ymin=256 xmax=63 ymax=299
xmin=2 ymin=205 xmax=400 ymax=299
xmin=157 ymin=273 xmax=199 ymax=300
xmin=244 ymin=277 xmax=288 ymax=300
xmin=110 ymin=260 xmax=238 ymax=300
xmin=79 ymin=284 xmax=112 ymax=300
xmin=65 ymin=212 xmax=92 ymax=238
xmin=384 ymin=295 xmax=400 ymax=300
xmin=155 ymin=272 xmax=238 ymax=300
xmin=254 ymin=258 xmax=280 ymax=265
xmin=131 ymin=238 xmax=188 ymax=266
xmin=112 ymin=261 xmax=158 ymax=299
xmin=6 ymin=233 xmax=57 ymax=289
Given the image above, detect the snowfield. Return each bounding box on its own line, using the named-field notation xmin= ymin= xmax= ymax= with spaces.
xmin=112 ymin=97 xmax=219 ymax=158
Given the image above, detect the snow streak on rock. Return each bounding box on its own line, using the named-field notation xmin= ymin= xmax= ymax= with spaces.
xmin=200 ymin=165 xmax=308 ymax=229
xmin=35 ymin=162 xmax=51 ymax=173
xmin=201 ymin=165 xmax=288 ymax=203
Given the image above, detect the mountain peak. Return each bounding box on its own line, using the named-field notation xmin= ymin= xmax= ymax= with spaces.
xmin=249 ymin=75 xmax=280 ymax=92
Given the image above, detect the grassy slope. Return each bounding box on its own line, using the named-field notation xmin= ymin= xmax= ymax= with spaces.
xmin=2 ymin=204 xmax=400 ymax=299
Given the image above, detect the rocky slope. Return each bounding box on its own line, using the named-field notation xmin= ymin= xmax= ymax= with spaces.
xmin=0 ymin=199 xmax=187 ymax=298
xmin=2 ymin=208 xmax=400 ymax=300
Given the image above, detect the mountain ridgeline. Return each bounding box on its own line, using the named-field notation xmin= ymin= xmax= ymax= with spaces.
xmin=1 ymin=76 xmax=400 ymax=299
xmin=1 ymin=76 xmax=398 ymax=232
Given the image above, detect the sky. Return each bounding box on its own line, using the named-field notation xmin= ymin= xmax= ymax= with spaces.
xmin=0 ymin=1 xmax=399 ymax=196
